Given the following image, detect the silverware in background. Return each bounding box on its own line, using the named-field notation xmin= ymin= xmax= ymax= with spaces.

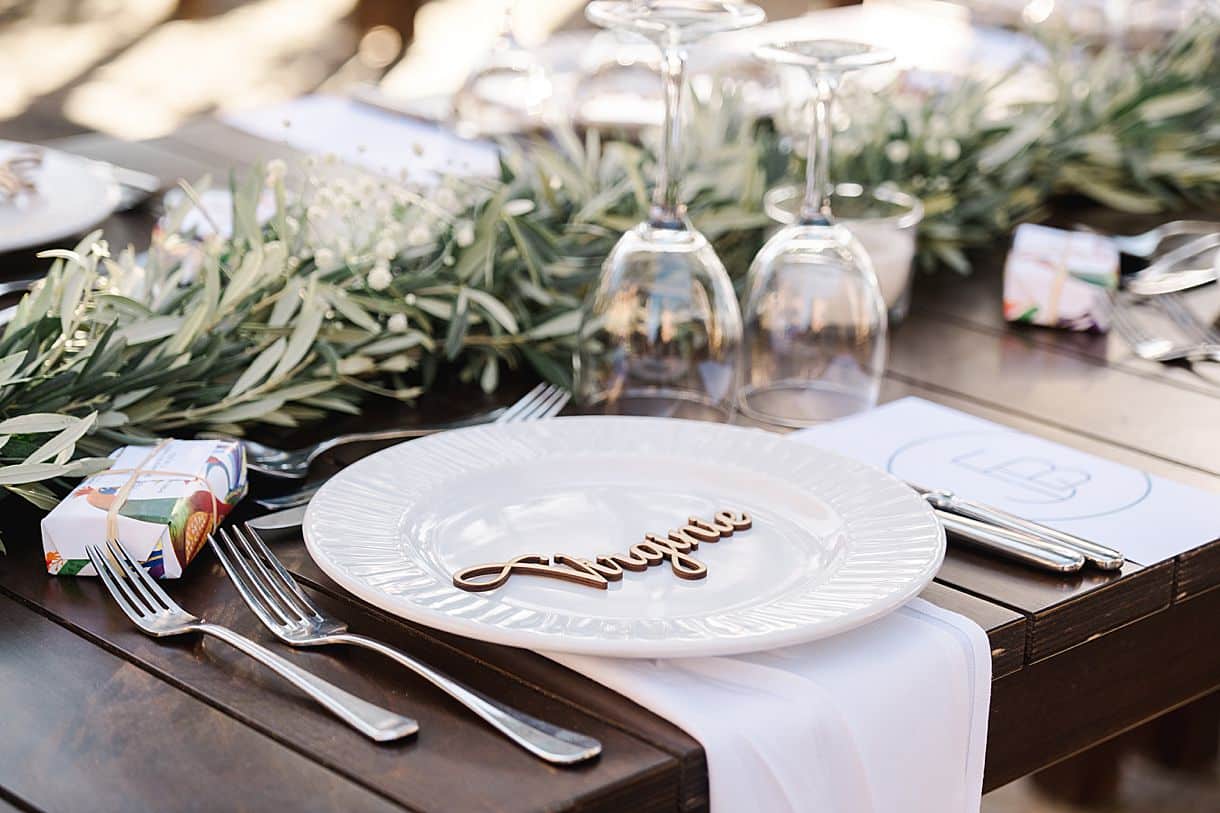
xmin=212 ymin=524 xmax=602 ymax=764
xmin=1096 ymin=220 xmax=1219 ymax=258
xmin=1111 ymin=292 xmax=1220 ymax=364
xmin=87 ymin=539 xmax=418 ymax=742
xmin=251 ymin=383 xmax=571 ymax=510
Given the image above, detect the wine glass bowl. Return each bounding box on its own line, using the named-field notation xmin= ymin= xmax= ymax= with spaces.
xmin=576 ymin=0 xmax=764 ymax=419
xmin=738 ymin=223 xmax=886 ymax=427
xmin=585 ymin=1 xmax=766 ymax=44
xmin=576 ymin=224 xmax=741 ymax=420
xmin=737 ymin=39 xmax=894 ymax=429
xmin=452 ymin=4 xmax=553 ymax=137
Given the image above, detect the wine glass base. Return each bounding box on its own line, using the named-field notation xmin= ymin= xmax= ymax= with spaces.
xmin=736 ymin=380 xmax=877 ymax=430
xmin=580 ymin=388 xmax=732 ymax=422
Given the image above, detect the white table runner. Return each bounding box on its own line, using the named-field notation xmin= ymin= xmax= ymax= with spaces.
xmin=549 ymin=598 xmax=990 ymax=812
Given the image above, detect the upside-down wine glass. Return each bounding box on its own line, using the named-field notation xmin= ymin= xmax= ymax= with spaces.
xmin=575 ymin=0 xmax=765 ymax=420
xmin=452 ymin=1 xmax=553 ymax=137
xmin=737 ymin=40 xmax=894 ymax=429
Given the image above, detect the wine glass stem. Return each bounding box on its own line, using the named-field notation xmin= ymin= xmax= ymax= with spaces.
xmin=650 ymin=41 xmax=687 ymax=229
xmin=799 ymin=74 xmax=837 ymax=227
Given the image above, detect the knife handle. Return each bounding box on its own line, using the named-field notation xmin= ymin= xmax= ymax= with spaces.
xmin=937 ymin=511 xmax=1086 ymax=573
xmin=942 ymin=498 xmax=1124 ymax=570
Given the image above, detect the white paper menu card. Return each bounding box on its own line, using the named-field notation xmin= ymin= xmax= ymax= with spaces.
xmin=794 ymin=397 xmax=1220 ymax=564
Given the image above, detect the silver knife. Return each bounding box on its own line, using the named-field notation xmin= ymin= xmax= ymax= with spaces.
xmin=936 ymin=510 xmax=1086 ymax=573
xmin=248 ymin=504 xmax=308 ymax=532
xmin=914 ymin=485 xmax=1124 ymax=570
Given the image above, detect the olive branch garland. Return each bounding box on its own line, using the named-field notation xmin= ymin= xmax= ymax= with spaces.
xmin=0 ymin=19 xmax=1217 ymax=542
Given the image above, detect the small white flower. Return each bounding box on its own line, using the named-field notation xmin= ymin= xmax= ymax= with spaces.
xmin=442 ymin=255 xmax=456 ymax=267
xmin=265 ymin=159 xmax=287 ymax=185
xmin=387 ymin=313 xmax=409 ymax=333
xmin=407 ymin=224 xmax=432 ymax=247
xmin=941 ymin=139 xmax=961 ymax=161
xmin=885 ymin=140 xmax=910 ymax=163
xmin=454 ymin=221 xmax=475 ymax=247
xmin=374 ymin=198 xmax=392 ymax=217
xmin=434 ymin=187 xmax=459 ymax=211
xmin=503 ymin=198 xmax=535 ymax=217
xmin=374 ymin=237 xmax=398 ymax=261
xmin=404 ymin=293 xmax=417 ymax=306
xmin=314 ymin=248 xmax=339 ymax=271
xmin=91 ymin=240 xmax=111 ymax=259
xmin=306 ymin=204 xmax=328 ymax=222
xmin=367 ymin=260 xmax=393 ymax=291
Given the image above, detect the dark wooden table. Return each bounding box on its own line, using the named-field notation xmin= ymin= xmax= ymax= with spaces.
xmin=1 ymin=121 xmax=1218 ymax=813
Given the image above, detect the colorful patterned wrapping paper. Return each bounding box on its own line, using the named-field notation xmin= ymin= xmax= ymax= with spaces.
xmin=41 ymin=439 xmax=247 ymax=578
xmin=1003 ymin=223 xmax=1119 ymax=332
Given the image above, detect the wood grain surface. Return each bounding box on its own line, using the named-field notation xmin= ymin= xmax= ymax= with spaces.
xmin=0 ymin=121 xmax=1216 ymax=811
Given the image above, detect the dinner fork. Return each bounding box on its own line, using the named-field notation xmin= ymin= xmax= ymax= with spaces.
xmin=244 ymin=382 xmax=569 ymax=479
xmin=1159 ymin=292 xmax=1220 ymax=346
xmin=253 ymin=383 xmax=571 ymax=509
xmin=1110 ymin=298 xmax=1220 ymax=363
xmin=85 ymin=539 xmax=418 ymax=742
xmin=210 ymin=524 xmax=602 ymax=764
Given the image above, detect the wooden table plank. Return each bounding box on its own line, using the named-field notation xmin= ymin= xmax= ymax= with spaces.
xmin=0 ymin=505 xmax=678 ymax=813
xmin=0 ymin=594 xmax=405 ymax=813
xmin=1176 ymin=540 xmax=1220 ymax=601
xmin=939 ymin=554 xmax=1173 ymax=662
xmin=984 ymin=584 xmax=1220 ymax=790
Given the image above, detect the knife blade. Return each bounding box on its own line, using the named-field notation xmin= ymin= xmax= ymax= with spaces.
xmin=247 ymin=504 xmax=308 ymax=532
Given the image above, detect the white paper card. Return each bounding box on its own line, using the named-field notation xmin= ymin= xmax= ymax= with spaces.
xmin=793 ymin=397 xmax=1220 ymax=564
xmin=223 ymin=95 xmax=499 ymax=182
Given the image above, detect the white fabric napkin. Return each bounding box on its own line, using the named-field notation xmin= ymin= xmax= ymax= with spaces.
xmin=548 ymin=598 xmax=990 ymax=813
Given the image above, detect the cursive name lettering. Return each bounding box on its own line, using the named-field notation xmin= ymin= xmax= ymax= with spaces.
xmin=453 ymin=510 xmax=752 ymax=592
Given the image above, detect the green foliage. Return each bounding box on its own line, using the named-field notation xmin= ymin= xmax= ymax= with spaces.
xmin=1 ymin=18 xmax=1218 ymax=521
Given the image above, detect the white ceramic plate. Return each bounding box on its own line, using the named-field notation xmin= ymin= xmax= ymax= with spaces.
xmin=0 ymin=140 xmax=121 ymax=254
xmin=304 ymin=416 xmax=944 ymax=658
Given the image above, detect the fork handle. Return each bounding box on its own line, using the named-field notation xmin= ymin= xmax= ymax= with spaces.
xmin=196 ymin=623 xmax=418 ymax=742
xmin=306 ymin=410 xmax=503 ymax=463
xmin=333 ymin=632 xmax=601 ymax=764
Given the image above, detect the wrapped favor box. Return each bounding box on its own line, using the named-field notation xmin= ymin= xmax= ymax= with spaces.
xmin=42 ymin=439 xmax=247 ymax=578
xmin=1003 ymin=223 xmax=1118 ymax=332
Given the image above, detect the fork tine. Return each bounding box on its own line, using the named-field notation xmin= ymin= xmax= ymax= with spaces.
xmin=1109 ymin=298 xmax=1149 ymax=344
xmin=86 ymin=544 xmax=148 ymax=622
xmin=1159 ymin=294 xmax=1210 ymax=343
xmin=230 ymin=525 xmax=317 ymax=623
xmin=107 ymin=537 xmax=175 ymax=612
xmin=535 ymin=388 xmax=570 ymax=420
xmin=215 ymin=528 xmax=295 ymax=624
xmin=496 ymin=382 xmax=548 ymax=424
xmin=240 ymin=523 xmax=323 ymax=619
xmin=523 ymin=386 xmax=566 ymax=421
xmin=512 ymin=385 xmax=558 ymax=422
xmin=210 ymin=531 xmax=294 ymax=631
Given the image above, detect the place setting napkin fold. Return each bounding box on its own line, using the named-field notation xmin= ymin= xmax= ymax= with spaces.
xmin=547 ymin=597 xmax=990 ymax=813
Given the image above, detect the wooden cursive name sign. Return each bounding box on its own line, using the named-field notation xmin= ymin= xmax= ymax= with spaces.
xmin=452 ymin=510 xmax=752 ymax=592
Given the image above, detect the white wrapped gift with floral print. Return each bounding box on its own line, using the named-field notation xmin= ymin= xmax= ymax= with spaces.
xmin=1003 ymin=223 xmax=1118 ymax=332
xmin=41 ymin=439 xmax=247 ymax=578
